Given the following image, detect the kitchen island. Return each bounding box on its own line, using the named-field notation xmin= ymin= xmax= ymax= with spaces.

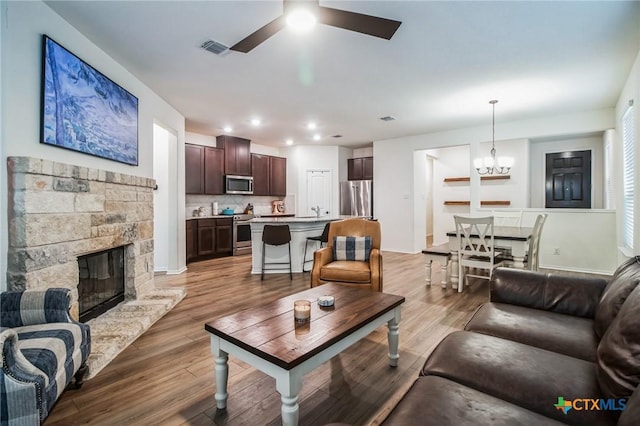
xmin=250 ymin=216 xmax=344 ymax=275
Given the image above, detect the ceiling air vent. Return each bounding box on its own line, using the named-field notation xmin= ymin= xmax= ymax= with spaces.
xmin=200 ymin=39 xmax=230 ymax=56
xmin=379 ymin=115 xmax=396 ymax=122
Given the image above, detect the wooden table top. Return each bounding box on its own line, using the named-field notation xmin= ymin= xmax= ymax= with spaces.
xmin=446 ymin=226 xmax=533 ymax=241
xmin=204 ymin=283 xmax=405 ymax=370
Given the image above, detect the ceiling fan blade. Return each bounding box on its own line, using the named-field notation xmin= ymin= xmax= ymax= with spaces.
xmin=230 ymin=15 xmax=286 ymax=53
xmin=317 ymin=6 xmax=401 ymax=40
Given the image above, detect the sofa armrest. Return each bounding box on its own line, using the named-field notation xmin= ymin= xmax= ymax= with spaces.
xmin=490 ymin=267 xmax=607 ymax=318
xmin=1 ymin=288 xmax=73 ymax=328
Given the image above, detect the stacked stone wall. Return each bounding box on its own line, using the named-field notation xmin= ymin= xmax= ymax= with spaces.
xmin=7 ymin=157 xmax=156 ymax=317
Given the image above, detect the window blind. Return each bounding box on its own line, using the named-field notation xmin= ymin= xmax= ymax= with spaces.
xmin=622 ymin=104 xmax=635 ymax=250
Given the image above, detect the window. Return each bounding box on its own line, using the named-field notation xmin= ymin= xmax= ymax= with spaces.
xmin=622 ymin=102 xmax=635 ymax=250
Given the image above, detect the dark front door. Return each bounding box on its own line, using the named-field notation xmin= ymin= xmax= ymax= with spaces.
xmin=545 ymin=150 xmax=591 ymax=208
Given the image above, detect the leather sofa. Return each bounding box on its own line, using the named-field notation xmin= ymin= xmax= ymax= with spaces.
xmin=382 ymin=258 xmax=640 ymax=425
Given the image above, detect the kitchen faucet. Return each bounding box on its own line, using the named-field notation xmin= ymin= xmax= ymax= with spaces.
xmin=311 ymin=205 xmax=321 ymax=218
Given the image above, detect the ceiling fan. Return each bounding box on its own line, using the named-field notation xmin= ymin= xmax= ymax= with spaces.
xmin=230 ymin=0 xmax=402 ymax=53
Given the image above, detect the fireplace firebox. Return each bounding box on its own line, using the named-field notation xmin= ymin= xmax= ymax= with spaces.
xmin=78 ymin=246 xmax=125 ymax=322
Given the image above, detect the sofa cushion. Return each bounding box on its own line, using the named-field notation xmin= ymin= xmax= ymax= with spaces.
xmin=465 ymin=302 xmax=598 ymax=361
xmin=595 ymin=256 xmax=640 ymax=339
xmin=382 ymin=376 xmax=566 ymax=426
xmin=597 ymin=284 xmax=640 ymax=399
xmin=618 ymin=385 xmax=640 ymax=426
xmin=333 ymin=236 xmax=372 ymax=261
xmin=320 ymin=261 xmax=371 ymax=283
xmin=422 ymin=331 xmax=619 ymax=425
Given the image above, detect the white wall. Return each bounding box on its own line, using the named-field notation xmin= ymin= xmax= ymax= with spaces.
xmin=0 ymin=2 xmax=5 ymax=291
xmin=185 ymin=131 xmax=216 ymax=147
xmin=0 ymin=1 xmax=187 ymax=290
xmin=282 ymin=145 xmax=341 ymax=218
xmin=615 ymin=49 xmax=640 ymax=261
xmin=529 ymin=134 xmax=605 ymax=208
xmin=375 ymin=109 xmax=616 ymax=273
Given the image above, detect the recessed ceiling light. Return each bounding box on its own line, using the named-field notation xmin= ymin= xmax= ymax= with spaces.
xmin=250 ymin=118 xmax=261 ymax=126
xmin=285 ymin=139 xmax=294 ymax=146
xmin=223 ymin=126 xmax=233 ymax=133
xmin=307 ymin=122 xmax=317 ymax=130
xmin=286 ymin=9 xmax=316 ymax=32
xmin=313 ymin=134 xmax=321 ymax=141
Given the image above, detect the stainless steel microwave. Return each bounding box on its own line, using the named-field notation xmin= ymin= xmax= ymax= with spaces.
xmin=225 ymin=175 xmax=253 ymax=194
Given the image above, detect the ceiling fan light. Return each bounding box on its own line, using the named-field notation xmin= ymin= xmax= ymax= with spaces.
xmin=286 ymin=9 xmax=317 ymax=32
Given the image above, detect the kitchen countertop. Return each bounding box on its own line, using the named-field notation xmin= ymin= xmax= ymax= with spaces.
xmin=186 ymin=215 xmax=235 ymax=220
xmin=250 ymin=215 xmax=365 ymax=223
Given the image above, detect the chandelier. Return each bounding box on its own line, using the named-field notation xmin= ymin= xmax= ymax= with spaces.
xmin=474 ymin=100 xmax=513 ymax=175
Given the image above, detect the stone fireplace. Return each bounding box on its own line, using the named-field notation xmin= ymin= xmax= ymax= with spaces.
xmin=7 ymin=156 xmax=155 ymax=310
xmin=7 ymin=156 xmax=185 ymax=378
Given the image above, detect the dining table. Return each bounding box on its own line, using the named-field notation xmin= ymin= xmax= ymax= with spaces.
xmin=446 ymin=226 xmax=534 ymax=286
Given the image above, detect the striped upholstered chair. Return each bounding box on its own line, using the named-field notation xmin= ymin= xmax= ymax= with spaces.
xmin=1 ymin=288 xmax=91 ymax=425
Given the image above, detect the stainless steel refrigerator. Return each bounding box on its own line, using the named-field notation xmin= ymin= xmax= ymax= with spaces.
xmin=340 ymin=180 xmax=373 ymax=217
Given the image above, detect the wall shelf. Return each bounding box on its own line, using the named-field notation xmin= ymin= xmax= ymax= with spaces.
xmin=444 ymin=200 xmax=511 ymax=206
xmin=444 ymin=175 xmax=510 ymax=183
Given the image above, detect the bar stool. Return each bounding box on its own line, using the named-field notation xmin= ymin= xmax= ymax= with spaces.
xmin=261 ymin=225 xmax=292 ymax=280
xmin=302 ymin=222 xmax=330 ymax=272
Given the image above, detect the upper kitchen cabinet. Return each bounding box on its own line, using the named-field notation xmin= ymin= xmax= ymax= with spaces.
xmin=348 ymin=157 xmax=373 ymax=181
xmin=270 ymin=156 xmax=287 ymax=196
xmin=185 ymin=144 xmax=224 ymax=195
xmin=185 ymin=144 xmax=204 ymax=193
xmin=217 ymin=135 xmax=251 ymax=176
xmin=204 ymin=147 xmax=224 ymax=194
xmin=251 ymin=154 xmax=270 ymax=196
xmin=251 ymin=154 xmax=287 ymax=196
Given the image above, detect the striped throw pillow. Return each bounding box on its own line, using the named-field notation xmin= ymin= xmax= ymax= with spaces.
xmin=333 ymin=236 xmax=372 ymax=261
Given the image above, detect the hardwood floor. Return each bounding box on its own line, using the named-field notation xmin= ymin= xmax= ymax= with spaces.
xmin=46 ymin=253 xmax=490 ymax=426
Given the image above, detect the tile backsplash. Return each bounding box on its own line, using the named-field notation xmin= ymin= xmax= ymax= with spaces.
xmin=186 ymin=194 xmax=296 ymax=217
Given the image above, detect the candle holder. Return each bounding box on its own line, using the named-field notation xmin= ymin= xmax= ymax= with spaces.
xmin=294 ymin=300 xmax=311 ymax=323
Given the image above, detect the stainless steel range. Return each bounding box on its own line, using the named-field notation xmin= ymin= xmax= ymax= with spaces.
xmin=233 ymin=214 xmax=254 ymax=256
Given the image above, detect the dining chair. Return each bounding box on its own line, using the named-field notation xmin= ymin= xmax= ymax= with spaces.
xmin=526 ymin=213 xmax=548 ymax=271
xmin=454 ymin=215 xmax=505 ymax=292
xmin=491 ymin=210 xmax=523 ymax=227
xmin=261 ymin=224 xmax=292 ymax=280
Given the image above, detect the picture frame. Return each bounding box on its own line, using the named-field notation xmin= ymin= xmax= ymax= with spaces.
xmin=41 ymin=35 xmax=139 ymax=166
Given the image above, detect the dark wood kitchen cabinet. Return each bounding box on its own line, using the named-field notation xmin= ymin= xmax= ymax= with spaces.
xmin=196 ymin=219 xmax=216 ymax=257
xmin=185 ymin=144 xmax=224 ymax=195
xmin=204 ymin=147 xmax=224 ymax=194
xmin=187 ymin=218 xmax=233 ymax=263
xmin=270 ymin=156 xmax=287 ymax=196
xmin=214 ymin=218 xmax=233 ymax=254
xmin=251 ymin=154 xmax=270 ymax=196
xmin=186 ymin=220 xmax=197 ymax=262
xmin=185 ymin=144 xmax=204 ymax=193
xmin=348 ymin=157 xmax=373 ymax=181
xmin=251 ymin=154 xmax=286 ymax=196
xmin=217 ymin=135 xmax=251 ymax=176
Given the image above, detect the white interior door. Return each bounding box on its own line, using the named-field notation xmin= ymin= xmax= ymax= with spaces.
xmin=306 ymin=170 xmax=332 ymax=217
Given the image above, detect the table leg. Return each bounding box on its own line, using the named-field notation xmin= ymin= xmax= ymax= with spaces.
xmin=450 ymin=249 xmax=459 ymax=285
xmin=513 ymin=256 xmax=526 ymax=269
xmin=425 ymin=259 xmax=432 ymax=286
xmin=387 ymin=307 xmax=401 ymax=367
xmin=210 ymin=338 xmax=229 ymax=409
xmin=440 ymin=259 xmax=449 ymax=288
xmin=276 ymin=372 xmax=303 ymax=426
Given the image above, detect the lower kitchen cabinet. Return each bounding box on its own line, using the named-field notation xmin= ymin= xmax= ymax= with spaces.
xmin=187 ymin=218 xmax=233 ymax=263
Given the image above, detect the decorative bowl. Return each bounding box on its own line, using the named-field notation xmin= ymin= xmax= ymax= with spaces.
xmin=318 ymin=295 xmax=335 ymax=307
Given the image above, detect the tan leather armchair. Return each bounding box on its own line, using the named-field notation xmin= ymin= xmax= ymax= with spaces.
xmin=311 ymin=218 xmax=382 ymax=292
